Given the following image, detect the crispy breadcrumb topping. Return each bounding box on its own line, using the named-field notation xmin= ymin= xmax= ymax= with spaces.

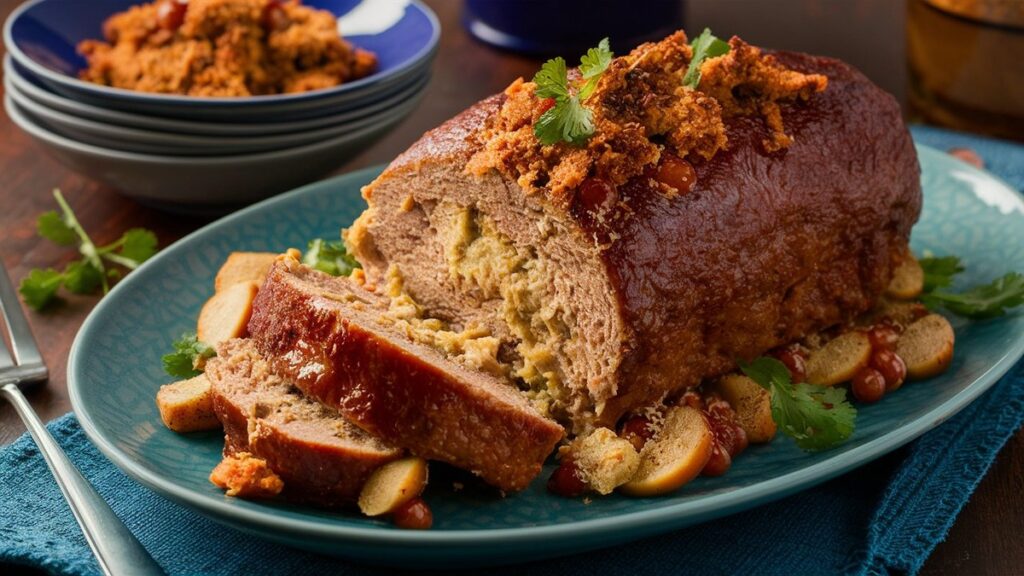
xmin=467 ymin=31 xmax=828 ymax=199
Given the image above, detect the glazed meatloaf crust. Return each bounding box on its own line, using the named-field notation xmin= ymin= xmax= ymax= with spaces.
xmin=206 ymin=338 xmax=403 ymax=506
xmin=346 ymin=50 xmax=921 ymax=432
xmin=247 ymin=256 xmax=565 ymax=492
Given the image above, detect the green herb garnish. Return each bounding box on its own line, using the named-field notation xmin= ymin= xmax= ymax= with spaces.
xmin=532 ymin=38 xmax=613 ymax=147
xmin=920 ymin=255 xmax=965 ymax=292
xmin=302 ymin=238 xmax=361 ymax=277
xmin=162 ymin=332 xmax=215 ymax=379
xmin=739 ymin=357 xmax=856 ymax=451
xmin=19 ymin=190 xmax=158 ymax=311
xmin=922 ymin=272 xmax=1024 ymax=319
xmin=682 ymin=28 xmax=730 ymax=89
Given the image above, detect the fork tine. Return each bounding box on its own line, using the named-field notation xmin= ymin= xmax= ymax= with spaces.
xmin=0 ymin=264 xmax=44 ymax=368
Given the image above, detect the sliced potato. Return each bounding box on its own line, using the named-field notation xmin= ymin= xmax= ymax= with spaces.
xmin=358 ymin=457 xmax=428 ymax=516
xmin=886 ymin=252 xmax=924 ymax=300
xmin=156 ymin=374 xmax=220 ymax=433
xmin=197 ymin=281 xmax=258 ymax=346
xmin=805 ymin=331 xmax=872 ymax=386
xmin=214 ymin=252 xmax=278 ymax=292
xmin=896 ymin=313 xmax=955 ymax=380
xmin=569 ymin=427 xmax=639 ymax=495
xmin=620 ymin=406 xmax=713 ymax=497
xmin=713 ymin=374 xmax=776 ymax=443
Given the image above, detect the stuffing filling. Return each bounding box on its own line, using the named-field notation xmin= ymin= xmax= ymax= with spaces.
xmin=466 ymin=32 xmax=827 ymax=200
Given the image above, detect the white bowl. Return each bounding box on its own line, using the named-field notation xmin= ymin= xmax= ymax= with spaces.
xmin=4 ymin=54 xmax=430 ymax=137
xmin=6 ymin=69 xmax=429 ymax=156
xmin=5 ymin=91 xmax=424 ymax=210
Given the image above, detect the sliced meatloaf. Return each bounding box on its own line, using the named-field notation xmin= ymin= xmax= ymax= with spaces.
xmin=206 ymin=338 xmax=403 ymax=506
xmin=246 ymin=255 xmax=565 ymax=492
xmin=344 ymin=45 xmax=921 ymax=433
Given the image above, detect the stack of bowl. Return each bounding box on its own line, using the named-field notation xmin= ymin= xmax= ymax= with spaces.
xmin=3 ymin=0 xmax=439 ymax=211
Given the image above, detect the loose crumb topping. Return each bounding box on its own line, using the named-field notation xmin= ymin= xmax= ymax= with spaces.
xmin=466 ymin=31 xmax=827 ymax=200
xmin=209 ymin=452 xmax=284 ymax=498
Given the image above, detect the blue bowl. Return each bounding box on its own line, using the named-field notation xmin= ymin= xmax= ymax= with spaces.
xmin=3 ymin=0 xmax=439 ymax=120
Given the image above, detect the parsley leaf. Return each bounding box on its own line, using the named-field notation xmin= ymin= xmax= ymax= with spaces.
xmin=531 ymin=39 xmax=613 ymax=146
xmin=62 ymin=260 xmax=103 ymax=295
xmin=20 ymin=190 xmax=159 ymax=311
xmin=578 ymin=37 xmax=612 ymax=100
xmin=533 ymin=57 xmax=570 ymax=101
xmin=36 ymin=211 xmax=77 ymax=246
xmin=162 ymin=332 xmax=216 ymax=379
xmin=117 ymin=229 xmax=159 ymax=265
xmin=302 ymin=238 xmax=360 ymax=277
xmin=740 ymin=357 xmax=856 ymax=451
xmin=535 ymin=98 xmax=595 ymax=147
xmin=18 ymin=269 xmax=64 ymax=311
xmin=920 ymin=255 xmax=964 ymax=292
xmin=921 ymin=272 xmax=1024 ymax=319
xmin=683 ymin=28 xmax=730 ymax=89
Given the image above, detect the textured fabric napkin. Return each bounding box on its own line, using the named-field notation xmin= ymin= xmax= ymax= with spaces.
xmin=2 ymin=126 xmax=1022 ymax=576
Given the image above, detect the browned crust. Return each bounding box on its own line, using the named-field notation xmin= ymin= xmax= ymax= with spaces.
xmin=247 ymin=262 xmax=565 ymax=492
xmin=206 ymin=343 xmax=402 ymax=507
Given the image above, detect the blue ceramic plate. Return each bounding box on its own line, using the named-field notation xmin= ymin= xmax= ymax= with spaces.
xmin=67 ymin=145 xmax=1024 ymax=568
xmin=4 ymin=0 xmax=439 ymax=120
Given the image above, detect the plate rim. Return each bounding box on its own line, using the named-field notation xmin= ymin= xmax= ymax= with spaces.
xmin=3 ymin=0 xmax=441 ymax=107
xmin=67 ymin=146 xmax=1024 ymax=547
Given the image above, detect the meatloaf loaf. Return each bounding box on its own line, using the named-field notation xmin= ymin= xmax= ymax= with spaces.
xmin=206 ymin=338 xmax=403 ymax=506
xmin=343 ymin=34 xmax=921 ymax=433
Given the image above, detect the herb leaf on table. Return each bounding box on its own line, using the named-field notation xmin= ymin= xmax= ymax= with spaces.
xmin=18 ymin=190 xmax=160 ymax=311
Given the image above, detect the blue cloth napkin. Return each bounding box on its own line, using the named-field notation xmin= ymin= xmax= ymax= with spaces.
xmin=2 ymin=126 xmax=1023 ymax=576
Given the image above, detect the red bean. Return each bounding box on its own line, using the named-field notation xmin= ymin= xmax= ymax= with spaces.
xmin=392 ymin=497 xmax=433 ymax=530
xmin=701 ymin=442 xmax=732 ymax=476
xmin=156 ymin=0 xmax=188 ymax=31
xmin=574 ymin=177 xmax=616 ymax=215
xmin=547 ymin=462 xmax=587 ymax=497
xmin=261 ymin=0 xmax=289 ymax=32
xmin=852 ymin=368 xmax=886 ymax=403
xmin=619 ymin=415 xmax=654 ymax=452
xmin=537 ymin=97 xmax=556 ymax=114
xmin=867 ymin=325 xmax=900 ymax=351
xmin=679 ymin=390 xmax=703 ymax=410
xmin=653 ymin=153 xmax=696 ymax=195
xmin=870 ymin=348 xmax=907 ymax=392
xmin=774 ymin=347 xmax=807 ymax=383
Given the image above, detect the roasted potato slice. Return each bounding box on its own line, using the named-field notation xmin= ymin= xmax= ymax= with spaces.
xmin=568 ymin=427 xmax=639 ymax=495
xmin=156 ymin=374 xmax=220 ymax=433
xmin=197 ymin=281 xmax=258 ymax=346
xmin=886 ymin=252 xmax=924 ymax=300
xmin=620 ymin=406 xmax=713 ymax=497
xmin=713 ymin=374 xmax=776 ymax=443
xmin=214 ymin=252 xmax=277 ymax=292
xmin=358 ymin=457 xmax=429 ymax=517
xmin=805 ymin=331 xmax=872 ymax=386
xmin=896 ymin=313 xmax=955 ymax=380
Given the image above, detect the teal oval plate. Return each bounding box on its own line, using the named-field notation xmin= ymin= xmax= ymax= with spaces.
xmin=68 ymin=144 xmax=1024 ymax=567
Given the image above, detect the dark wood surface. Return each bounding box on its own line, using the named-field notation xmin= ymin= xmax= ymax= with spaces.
xmin=0 ymin=1 xmax=1020 ymax=574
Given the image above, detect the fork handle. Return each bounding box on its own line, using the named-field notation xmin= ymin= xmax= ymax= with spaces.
xmin=1 ymin=383 xmax=164 ymax=576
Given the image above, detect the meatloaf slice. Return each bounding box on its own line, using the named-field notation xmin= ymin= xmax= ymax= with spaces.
xmin=345 ymin=49 xmax=921 ymax=433
xmin=247 ymin=256 xmax=565 ymax=492
xmin=206 ymin=338 xmax=403 ymax=507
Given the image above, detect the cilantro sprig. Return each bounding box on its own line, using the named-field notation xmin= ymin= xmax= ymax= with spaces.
xmin=917 ymin=254 xmax=1023 ymax=319
xmin=19 ymin=190 xmax=158 ymax=311
xmin=682 ymin=28 xmax=730 ymax=89
xmin=739 ymin=357 xmax=856 ymax=451
xmin=532 ymin=38 xmax=613 ymax=147
xmin=162 ymin=332 xmax=215 ymax=379
xmin=302 ymin=238 xmax=360 ymax=277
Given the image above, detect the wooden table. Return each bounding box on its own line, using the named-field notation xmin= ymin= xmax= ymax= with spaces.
xmin=0 ymin=1 xmax=1020 ymax=574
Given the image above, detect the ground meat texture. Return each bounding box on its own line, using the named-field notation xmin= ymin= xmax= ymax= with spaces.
xmin=348 ymin=47 xmax=920 ymax=434
xmin=77 ymin=0 xmax=376 ymax=96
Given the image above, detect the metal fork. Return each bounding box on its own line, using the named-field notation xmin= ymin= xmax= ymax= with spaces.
xmin=0 ymin=264 xmax=164 ymax=576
